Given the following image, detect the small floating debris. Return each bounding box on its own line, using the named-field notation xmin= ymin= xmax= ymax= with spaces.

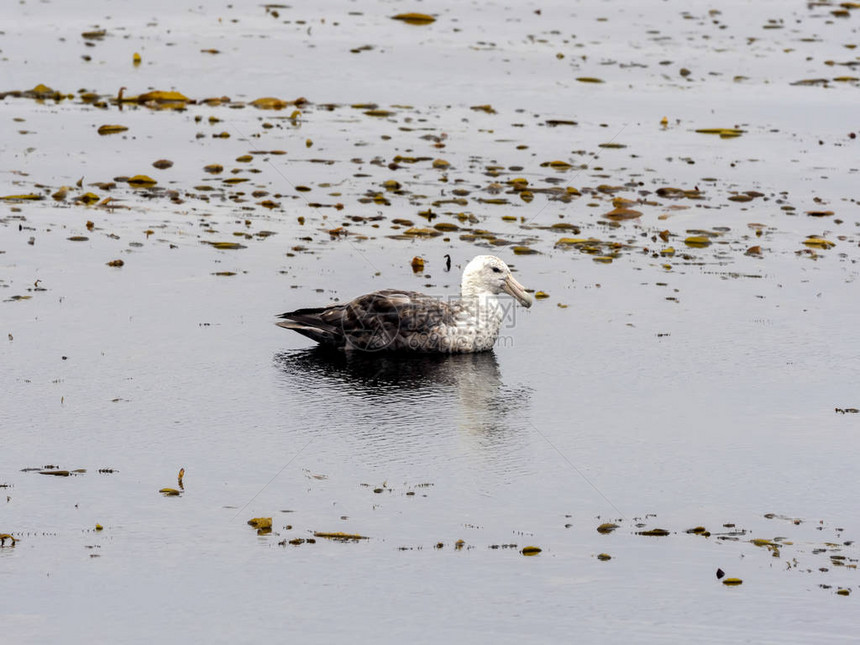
xmin=159 ymin=488 xmax=181 ymax=496
xmin=521 ymin=546 xmax=542 ymax=556
xmin=596 ymin=523 xmax=619 ymax=534
xmin=695 ymin=128 xmax=744 ymax=138
xmin=686 ymin=526 xmax=711 ymax=536
xmin=136 ymin=90 xmax=189 ymax=105
xmin=21 ymin=83 xmax=64 ymax=99
xmin=202 ymin=241 xmax=247 ymax=250
xmin=1 ymin=193 xmax=44 ymax=201
xmin=313 ymin=531 xmax=369 ymax=541
xmin=0 ymin=534 xmax=18 ymax=546
xmin=604 ymin=207 xmax=642 ymax=221
xmin=390 ymin=13 xmax=436 ymax=25
xmin=637 ymin=528 xmax=670 ymax=537
xmin=250 ymin=97 xmax=290 ymax=110
xmin=555 ymin=237 xmax=597 ymax=248
xmin=75 ymin=193 xmax=100 ymax=205
xmin=684 ymin=235 xmax=712 ymax=248
xmin=722 ymin=578 xmax=743 ymax=586
xmin=126 ymin=175 xmax=157 ymax=187
xmin=655 ymin=187 xmax=702 ymax=199
xmin=802 ymin=236 xmax=835 ymax=249
xmin=597 ymin=553 xmax=612 ymax=561
xmin=248 ymin=517 xmax=272 ymax=530
xmin=403 ymin=227 xmax=442 ymax=238
xmin=97 ymin=124 xmax=128 ymax=135
xmin=540 ymin=160 xmax=573 ymax=169
xmin=790 ymin=78 xmax=829 ymax=87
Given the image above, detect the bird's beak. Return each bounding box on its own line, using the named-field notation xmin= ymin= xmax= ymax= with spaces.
xmin=503 ymin=275 xmax=533 ymax=308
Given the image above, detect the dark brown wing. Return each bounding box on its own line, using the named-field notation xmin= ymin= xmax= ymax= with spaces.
xmin=277 ymin=289 xmax=460 ymax=351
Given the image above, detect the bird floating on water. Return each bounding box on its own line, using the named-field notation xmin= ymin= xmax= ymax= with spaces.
xmin=277 ymin=255 xmax=532 ymax=353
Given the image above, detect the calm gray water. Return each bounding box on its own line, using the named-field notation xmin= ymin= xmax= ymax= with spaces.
xmin=2 ymin=0 xmax=859 ymax=642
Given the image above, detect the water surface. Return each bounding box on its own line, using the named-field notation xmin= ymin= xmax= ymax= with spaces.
xmin=2 ymin=0 xmax=859 ymax=642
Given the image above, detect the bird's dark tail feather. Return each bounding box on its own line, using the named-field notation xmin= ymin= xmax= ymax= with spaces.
xmin=277 ymin=307 xmax=345 ymax=347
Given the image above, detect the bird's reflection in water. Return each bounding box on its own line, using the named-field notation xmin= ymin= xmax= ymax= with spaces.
xmin=273 ymin=348 xmax=531 ymax=460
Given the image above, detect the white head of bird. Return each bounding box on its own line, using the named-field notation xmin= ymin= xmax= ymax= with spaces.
xmin=460 ymin=255 xmax=533 ymax=308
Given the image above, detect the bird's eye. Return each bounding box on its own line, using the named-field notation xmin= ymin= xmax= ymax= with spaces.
xmin=491 ymin=267 xmax=502 ymax=273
